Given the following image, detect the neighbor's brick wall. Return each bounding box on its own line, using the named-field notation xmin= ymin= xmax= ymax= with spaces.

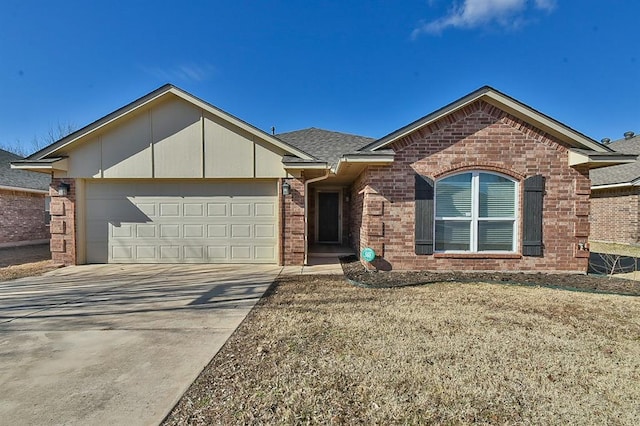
xmin=281 ymin=177 xmax=305 ymax=265
xmin=590 ymin=187 xmax=640 ymax=244
xmin=0 ymin=188 xmax=49 ymax=244
xmin=49 ymin=178 xmax=76 ymax=265
xmin=353 ymin=100 xmax=591 ymax=273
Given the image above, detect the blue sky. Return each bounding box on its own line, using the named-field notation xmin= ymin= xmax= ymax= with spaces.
xmin=1 ymin=0 xmax=638 ymax=154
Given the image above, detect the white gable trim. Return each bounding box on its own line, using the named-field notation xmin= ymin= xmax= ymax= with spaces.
xmin=29 ymin=85 xmax=314 ymax=161
xmin=367 ymin=87 xmax=611 ymax=154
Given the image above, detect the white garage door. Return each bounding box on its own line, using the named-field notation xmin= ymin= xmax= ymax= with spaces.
xmin=85 ymin=180 xmax=278 ymax=263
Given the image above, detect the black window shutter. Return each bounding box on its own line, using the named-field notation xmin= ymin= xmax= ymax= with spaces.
xmin=522 ymin=174 xmax=545 ymax=256
xmin=415 ymin=174 xmax=434 ymax=255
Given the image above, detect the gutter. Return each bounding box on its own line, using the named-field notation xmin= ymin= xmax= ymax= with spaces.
xmin=591 ymin=181 xmax=640 ymax=190
xmin=0 ymin=184 xmax=49 ymax=195
xmin=304 ymin=170 xmax=331 ymax=265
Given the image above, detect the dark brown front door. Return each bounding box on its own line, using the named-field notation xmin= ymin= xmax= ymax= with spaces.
xmin=318 ymin=192 xmax=340 ymax=242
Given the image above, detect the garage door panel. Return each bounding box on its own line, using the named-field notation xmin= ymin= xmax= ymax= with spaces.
xmin=255 ymin=246 xmax=275 ymax=260
xmin=136 ymin=225 xmax=156 ymax=238
xmin=85 ymin=181 xmax=278 ymax=264
xmin=184 ymin=224 xmax=204 ymax=238
xmin=112 ymin=246 xmax=133 ymax=260
xmin=136 ymin=246 xmax=157 ymax=260
xmin=255 ymin=224 xmax=276 ymax=238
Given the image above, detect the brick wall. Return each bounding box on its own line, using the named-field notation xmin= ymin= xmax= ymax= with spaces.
xmin=0 ymin=188 xmax=49 ymax=245
xmin=590 ymin=187 xmax=640 ymax=244
xmin=281 ymin=177 xmax=305 ymax=265
xmin=351 ymin=100 xmax=591 ymax=273
xmin=49 ymin=178 xmax=76 ymax=265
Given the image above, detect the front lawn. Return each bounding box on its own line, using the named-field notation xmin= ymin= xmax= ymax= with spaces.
xmin=164 ymin=275 xmax=640 ymax=425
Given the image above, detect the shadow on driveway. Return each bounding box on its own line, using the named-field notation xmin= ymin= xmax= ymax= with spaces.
xmin=0 ymin=264 xmax=281 ymax=426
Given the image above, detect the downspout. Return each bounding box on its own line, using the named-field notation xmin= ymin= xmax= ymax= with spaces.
xmin=304 ymin=169 xmax=331 ymax=265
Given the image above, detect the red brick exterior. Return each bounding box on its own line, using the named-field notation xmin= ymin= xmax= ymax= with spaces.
xmin=590 ymin=187 xmax=640 ymax=244
xmin=350 ymin=100 xmax=591 ymax=273
xmin=281 ymin=177 xmax=305 ymax=265
xmin=0 ymin=188 xmax=49 ymax=245
xmin=49 ymin=178 xmax=76 ymax=265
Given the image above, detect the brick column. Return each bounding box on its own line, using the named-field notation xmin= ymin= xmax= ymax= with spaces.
xmin=364 ymin=194 xmax=385 ymax=256
xmin=49 ymin=178 xmax=76 ymax=265
xmin=281 ymin=177 xmax=305 ymax=265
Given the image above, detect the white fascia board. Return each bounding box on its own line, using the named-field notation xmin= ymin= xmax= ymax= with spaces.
xmin=591 ymin=182 xmax=633 ymax=190
xmin=372 ymin=89 xmax=607 ymax=153
xmin=0 ymin=184 xmax=48 ymax=194
xmin=33 ymin=92 xmax=170 ymax=159
xmin=372 ymin=97 xmax=480 ymax=151
xmin=12 ymin=158 xmax=67 ymax=172
xmin=568 ymin=150 xmax=636 ymax=168
xmin=36 ymin=86 xmax=315 ymax=161
xmin=168 ymin=88 xmax=315 ymax=160
xmin=482 ymin=92 xmax=607 ymax=152
xmin=334 ymin=155 xmax=394 ymax=175
xmin=591 ymin=179 xmax=640 ymax=190
xmin=283 ymin=163 xmax=329 ymax=170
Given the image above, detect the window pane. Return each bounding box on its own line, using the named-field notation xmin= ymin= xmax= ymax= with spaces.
xmin=436 ymin=173 xmax=472 ymax=217
xmin=478 ymin=221 xmax=514 ymax=251
xmin=479 ymin=173 xmax=515 ymax=217
xmin=435 ymin=220 xmax=471 ymax=251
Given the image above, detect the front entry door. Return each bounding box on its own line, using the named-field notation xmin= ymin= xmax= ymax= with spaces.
xmin=318 ymin=192 xmax=340 ymax=243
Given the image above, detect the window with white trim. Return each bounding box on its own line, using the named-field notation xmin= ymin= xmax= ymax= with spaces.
xmin=434 ymin=171 xmax=517 ymax=252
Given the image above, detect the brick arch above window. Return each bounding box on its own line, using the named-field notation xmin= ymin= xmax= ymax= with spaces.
xmin=431 ymin=163 xmax=525 ymax=181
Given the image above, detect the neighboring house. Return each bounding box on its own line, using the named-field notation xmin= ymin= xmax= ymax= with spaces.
xmin=0 ymin=148 xmax=50 ymax=247
xmin=12 ymin=85 xmax=634 ymax=272
xmin=590 ymin=132 xmax=640 ymax=244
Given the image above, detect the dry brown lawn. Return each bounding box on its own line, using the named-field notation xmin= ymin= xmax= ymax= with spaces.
xmin=0 ymin=260 xmax=58 ymax=281
xmin=165 ymin=275 xmax=640 ymax=425
xmin=590 ymin=241 xmax=640 ymax=258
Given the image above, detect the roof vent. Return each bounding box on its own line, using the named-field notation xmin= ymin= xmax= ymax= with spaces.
xmin=601 ymin=138 xmax=611 ymax=144
xmin=624 ymin=131 xmax=635 ymax=139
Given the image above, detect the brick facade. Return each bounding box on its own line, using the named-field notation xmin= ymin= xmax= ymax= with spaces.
xmin=590 ymin=187 xmax=640 ymax=244
xmin=0 ymin=188 xmax=49 ymax=245
xmin=49 ymin=178 xmax=76 ymax=265
xmin=281 ymin=177 xmax=305 ymax=265
xmin=350 ymin=100 xmax=591 ymax=273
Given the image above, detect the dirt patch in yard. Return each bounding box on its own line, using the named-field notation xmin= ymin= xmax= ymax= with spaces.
xmin=340 ymin=255 xmax=640 ymax=296
xmin=0 ymin=244 xmax=59 ymax=281
xmin=163 ymin=275 xmax=640 ymax=425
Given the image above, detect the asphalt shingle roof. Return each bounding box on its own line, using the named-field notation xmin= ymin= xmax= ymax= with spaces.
xmin=590 ymin=135 xmax=640 ymax=186
xmin=276 ymin=128 xmax=375 ymax=167
xmin=0 ymin=149 xmax=50 ymax=191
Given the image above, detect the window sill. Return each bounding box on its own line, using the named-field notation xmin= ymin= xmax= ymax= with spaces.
xmin=433 ymin=253 xmax=522 ymax=259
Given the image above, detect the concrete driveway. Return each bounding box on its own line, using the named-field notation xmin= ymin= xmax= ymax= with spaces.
xmin=0 ymin=264 xmax=281 ymax=426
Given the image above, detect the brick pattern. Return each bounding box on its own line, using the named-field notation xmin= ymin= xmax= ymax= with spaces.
xmin=0 ymin=189 xmax=49 ymax=244
xmin=590 ymin=187 xmax=640 ymax=244
xmin=281 ymin=177 xmax=305 ymax=265
xmin=350 ymin=100 xmax=591 ymax=273
xmin=49 ymin=178 xmax=76 ymax=265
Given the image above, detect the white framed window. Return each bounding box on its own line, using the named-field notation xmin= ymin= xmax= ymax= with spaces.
xmin=434 ymin=171 xmax=517 ymax=252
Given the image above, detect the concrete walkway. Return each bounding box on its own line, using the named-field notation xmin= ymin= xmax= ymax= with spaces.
xmin=0 ymin=264 xmax=281 ymax=426
xmin=280 ymin=256 xmax=346 ymax=275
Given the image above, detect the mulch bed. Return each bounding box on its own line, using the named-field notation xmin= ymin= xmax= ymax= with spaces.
xmin=0 ymin=244 xmax=51 ymax=267
xmin=340 ymin=255 xmax=640 ymax=296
